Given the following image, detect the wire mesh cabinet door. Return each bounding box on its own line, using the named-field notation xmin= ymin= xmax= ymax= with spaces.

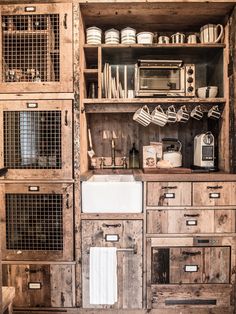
xmin=0 ymin=100 xmax=72 ymax=180
xmin=0 ymin=183 xmax=74 ymax=261
xmin=0 ymin=3 xmax=73 ymax=93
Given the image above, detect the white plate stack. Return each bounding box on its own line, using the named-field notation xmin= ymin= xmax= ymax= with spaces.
xmin=121 ymin=27 xmax=136 ymax=44
xmin=86 ymin=26 xmax=102 ymax=45
xmin=105 ymin=28 xmax=119 ymax=44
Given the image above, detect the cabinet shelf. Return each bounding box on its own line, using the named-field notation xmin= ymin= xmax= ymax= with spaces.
xmin=84 ymin=43 xmax=226 ymax=49
xmin=83 ymin=98 xmax=226 ymax=113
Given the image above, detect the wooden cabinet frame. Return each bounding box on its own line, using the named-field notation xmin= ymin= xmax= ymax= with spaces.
xmin=0 ymin=183 xmax=74 ymax=261
xmin=0 ymin=100 xmax=73 ymax=180
xmin=0 ymin=3 xmax=73 ymax=93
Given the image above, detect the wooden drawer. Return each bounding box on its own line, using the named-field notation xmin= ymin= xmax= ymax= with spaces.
xmin=193 ymin=182 xmax=236 ymax=206
xmin=2 ymin=263 xmax=76 ymax=308
xmin=150 ymin=284 xmax=232 ymax=309
xmin=147 ymin=209 xmax=235 ymax=234
xmin=81 ymin=220 xmax=143 ymax=309
xmin=147 ymin=182 xmax=191 ymax=207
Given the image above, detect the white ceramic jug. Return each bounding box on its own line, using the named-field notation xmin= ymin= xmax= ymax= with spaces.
xmin=200 ymin=24 xmax=224 ymax=43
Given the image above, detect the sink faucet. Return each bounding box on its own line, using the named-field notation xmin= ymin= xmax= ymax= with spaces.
xmin=100 ymin=139 xmax=127 ymax=169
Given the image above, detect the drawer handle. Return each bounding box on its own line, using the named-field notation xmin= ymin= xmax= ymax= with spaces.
xmin=161 ymin=186 xmax=177 ymax=189
xmin=65 ymin=110 xmax=68 ymax=126
xmin=25 ymin=268 xmax=44 ymax=273
xmin=63 ymin=13 xmax=68 ymax=29
xmin=184 ymin=214 xmax=200 ymax=218
xmin=207 ymin=185 xmax=223 ymax=189
xmin=66 ymin=193 xmax=70 ymax=209
xmin=182 ymin=251 xmax=201 ymax=256
xmin=102 ymin=223 xmax=121 ymax=228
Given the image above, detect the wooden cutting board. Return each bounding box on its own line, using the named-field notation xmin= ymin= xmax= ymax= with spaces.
xmin=143 ymin=167 xmax=192 ymax=174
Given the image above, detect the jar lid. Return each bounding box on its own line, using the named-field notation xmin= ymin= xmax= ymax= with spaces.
xmin=87 ymin=26 xmax=102 ymax=32
xmin=105 ymin=28 xmax=119 ymax=34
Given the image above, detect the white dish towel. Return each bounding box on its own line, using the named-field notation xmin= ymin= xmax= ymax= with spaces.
xmin=89 ymin=247 xmax=117 ymax=305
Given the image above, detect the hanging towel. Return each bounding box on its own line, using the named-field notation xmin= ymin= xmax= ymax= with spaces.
xmin=89 ymin=247 xmax=117 ymax=305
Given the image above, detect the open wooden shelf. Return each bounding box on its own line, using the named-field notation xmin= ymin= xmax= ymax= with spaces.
xmin=84 ymin=43 xmax=226 ymax=49
xmin=83 ymin=98 xmax=226 ymax=113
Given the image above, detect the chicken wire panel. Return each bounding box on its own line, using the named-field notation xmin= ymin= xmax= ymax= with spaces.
xmin=2 ymin=14 xmax=60 ymax=82
xmin=4 ymin=111 xmax=62 ymax=169
xmin=6 ymin=193 xmax=63 ymax=251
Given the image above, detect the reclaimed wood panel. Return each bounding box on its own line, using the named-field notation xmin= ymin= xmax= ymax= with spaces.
xmin=81 ymin=220 xmax=143 ymax=309
xmin=147 ymin=182 xmax=191 ymax=206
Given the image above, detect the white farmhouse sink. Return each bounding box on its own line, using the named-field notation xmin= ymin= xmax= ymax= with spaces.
xmin=82 ymin=175 xmax=142 ymax=213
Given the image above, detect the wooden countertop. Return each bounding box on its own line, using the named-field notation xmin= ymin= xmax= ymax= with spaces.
xmin=2 ymin=286 xmax=15 ymax=312
xmin=81 ymin=170 xmax=236 ymax=182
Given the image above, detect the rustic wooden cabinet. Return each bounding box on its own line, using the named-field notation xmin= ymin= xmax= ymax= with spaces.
xmin=2 ymin=263 xmax=76 ymax=308
xmin=81 ymin=220 xmax=143 ymax=309
xmin=0 ymin=100 xmax=73 ymax=180
xmin=0 ymin=3 xmax=73 ymax=93
xmin=0 ymin=183 xmax=73 ymax=261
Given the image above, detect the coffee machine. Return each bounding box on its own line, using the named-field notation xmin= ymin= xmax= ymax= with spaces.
xmin=194 ymin=132 xmax=215 ymax=168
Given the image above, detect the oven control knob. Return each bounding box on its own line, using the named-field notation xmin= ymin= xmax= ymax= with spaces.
xmin=187 ymin=86 xmax=194 ymax=92
xmin=187 ymin=77 xmax=194 ymax=83
xmin=187 ymin=68 xmax=194 ymax=75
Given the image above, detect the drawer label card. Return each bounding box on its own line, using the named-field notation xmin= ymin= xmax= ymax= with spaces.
xmin=209 ymin=193 xmax=220 ymax=199
xmin=186 ymin=220 xmax=197 ymax=226
xmin=105 ymin=234 xmax=119 ymax=242
xmin=28 ymin=282 xmax=42 ymax=290
xmin=184 ymin=265 xmax=198 ymax=272
xmin=164 ymin=193 xmax=175 ymax=199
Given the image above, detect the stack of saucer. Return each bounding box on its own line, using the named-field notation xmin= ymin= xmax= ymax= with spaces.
xmin=105 ymin=28 xmax=119 ymax=44
xmin=86 ymin=26 xmax=102 ymax=44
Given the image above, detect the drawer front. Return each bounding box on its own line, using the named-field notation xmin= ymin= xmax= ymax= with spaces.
xmin=2 ymin=264 xmax=75 ymax=308
xmin=147 ymin=182 xmax=191 ymax=207
xmin=150 ymin=284 xmax=232 ymax=309
xmin=147 ymin=209 xmax=235 ymax=234
xmin=193 ymin=182 xmax=236 ymax=206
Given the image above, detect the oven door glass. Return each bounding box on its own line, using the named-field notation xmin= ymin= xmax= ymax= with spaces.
xmin=139 ymin=68 xmax=181 ymax=91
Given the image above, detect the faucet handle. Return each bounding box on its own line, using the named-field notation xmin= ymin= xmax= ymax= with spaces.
xmin=121 ymin=157 xmax=127 ymax=169
xmin=100 ymin=157 xmax=106 ymax=169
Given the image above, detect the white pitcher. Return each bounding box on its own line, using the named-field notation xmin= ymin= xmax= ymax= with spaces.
xmin=200 ymin=24 xmax=224 ymax=43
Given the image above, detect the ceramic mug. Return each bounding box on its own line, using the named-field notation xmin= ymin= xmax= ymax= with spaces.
xmin=208 ymin=105 xmax=221 ymax=120
xmin=158 ymin=36 xmax=170 ymax=44
xmin=151 ymin=105 xmax=168 ymax=127
xmin=171 ymin=32 xmax=185 ymax=44
xmin=167 ymin=105 xmax=177 ymax=123
xmin=187 ymin=34 xmax=198 ymax=44
xmin=133 ymin=105 xmax=151 ymax=126
xmin=200 ymin=24 xmax=224 ymax=43
xmin=176 ymin=105 xmax=190 ymax=123
xmin=190 ymin=105 xmax=203 ymax=120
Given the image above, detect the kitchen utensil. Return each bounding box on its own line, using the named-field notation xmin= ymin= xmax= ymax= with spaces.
xmin=162 ymin=138 xmax=182 ymax=168
xmin=200 ymin=24 xmax=224 ymax=43
xmin=171 ymin=32 xmax=185 ymax=44
xmin=190 ymin=105 xmax=203 ymax=120
xmin=187 ymin=34 xmax=198 ymax=44
xmin=197 ymin=86 xmax=218 ymax=98
xmin=151 ymin=105 xmax=168 ymax=127
xmin=194 ymin=132 xmax=215 ymax=168
xmin=176 ymin=105 xmax=189 ymax=122
xmin=88 ymin=128 xmax=95 ymax=158
xmin=121 ymin=27 xmax=136 ymax=44
xmin=208 ymin=105 xmax=221 ymax=120
xmin=133 ymin=105 xmax=152 ymax=126
xmin=158 ymin=36 xmax=170 ymax=44
xmin=86 ymin=26 xmax=102 ymax=44
xmin=167 ymin=105 xmax=177 ymax=123
xmin=129 ymin=143 xmax=139 ymax=168
xmin=105 ymin=28 xmax=119 ymax=44
xmin=137 ymin=32 xmax=154 ymax=44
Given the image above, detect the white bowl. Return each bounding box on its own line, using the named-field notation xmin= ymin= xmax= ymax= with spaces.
xmin=137 ymin=32 xmax=154 ymax=44
xmin=197 ymin=86 xmax=218 ymax=98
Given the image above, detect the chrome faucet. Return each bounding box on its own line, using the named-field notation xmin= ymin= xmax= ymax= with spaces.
xmin=100 ymin=139 xmax=127 ymax=169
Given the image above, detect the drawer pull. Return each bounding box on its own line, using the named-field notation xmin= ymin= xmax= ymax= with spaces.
xmin=184 ymin=214 xmax=200 ymax=218
xmin=182 ymin=251 xmax=201 ymax=256
xmin=207 ymin=185 xmax=223 ymax=189
xmin=184 ymin=265 xmax=199 ymax=272
xmin=28 ymin=282 xmax=42 ymax=290
xmin=25 ymin=267 xmax=44 ymax=273
xmin=102 ymin=223 xmax=121 ymax=228
xmin=209 ymin=193 xmax=220 ymax=199
xmin=66 ymin=193 xmax=70 ymax=209
xmin=161 ymin=186 xmax=177 ymax=190
xmin=65 ymin=110 xmax=68 ymax=126
xmin=105 ymin=234 xmax=119 ymax=242
xmin=165 ymin=299 xmax=217 ymax=306
xmin=164 ymin=193 xmax=175 ymax=199
xmin=186 ymin=220 xmax=197 ymax=226
xmin=64 ymin=13 xmax=68 ymax=29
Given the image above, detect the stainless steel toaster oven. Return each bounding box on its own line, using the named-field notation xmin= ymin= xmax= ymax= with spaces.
xmin=135 ymin=60 xmax=195 ymax=97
